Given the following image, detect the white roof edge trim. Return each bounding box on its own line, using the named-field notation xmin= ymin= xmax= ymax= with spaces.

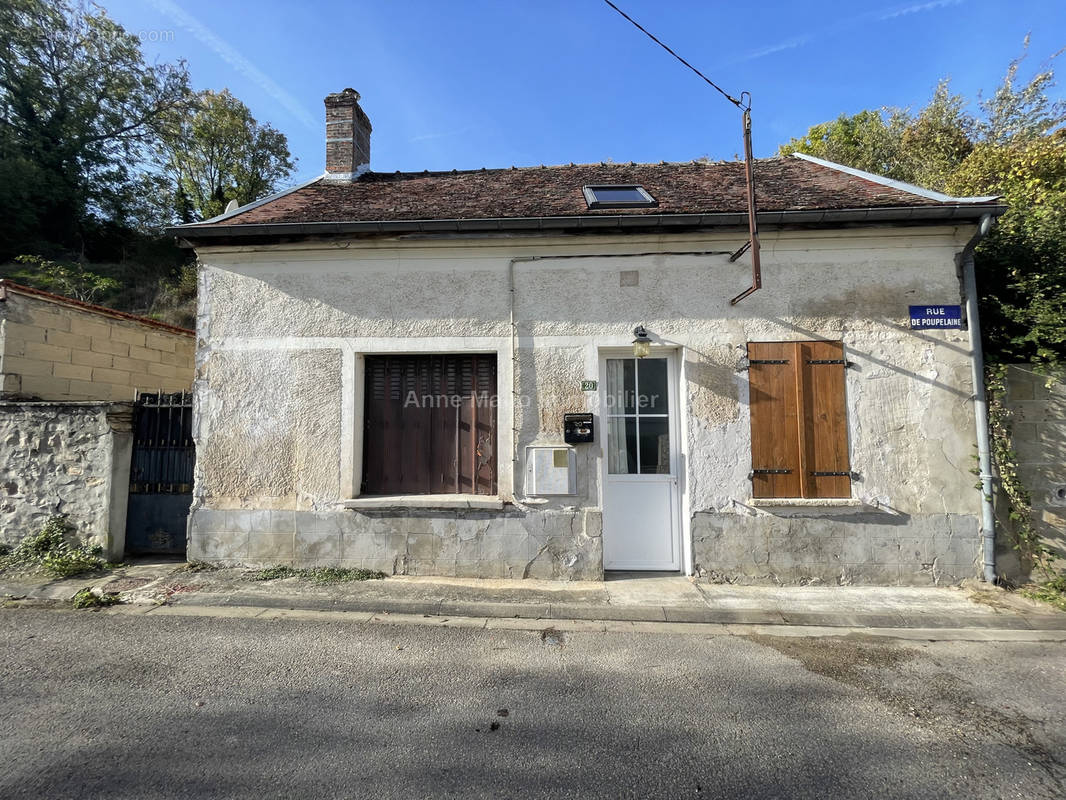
xmin=176 ymin=173 xmax=328 ymax=227
xmin=791 ymin=152 xmax=1000 ymax=204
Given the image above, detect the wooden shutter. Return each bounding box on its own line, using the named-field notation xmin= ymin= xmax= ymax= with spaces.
xmin=748 ymin=341 xmax=851 ymax=499
xmin=798 ymin=341 xmax=851 ymax=498
xmin=748 ymin=342 xmax=802 ymax=498
xmin=362 ymin=354 xmax=497 ymax=496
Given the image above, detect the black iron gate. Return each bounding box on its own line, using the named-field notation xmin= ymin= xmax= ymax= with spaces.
xmin=125 ymin=391 xmax=195 ymax=555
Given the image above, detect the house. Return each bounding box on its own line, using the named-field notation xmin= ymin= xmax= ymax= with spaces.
xmin=171 ymin=88 xmax=1006 ymax=584
xmin=0 ymin=280 xmax=195 ymax=557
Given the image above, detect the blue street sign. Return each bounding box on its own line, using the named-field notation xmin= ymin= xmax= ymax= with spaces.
xmin=909 ymin=305 xmax=963 ymax=329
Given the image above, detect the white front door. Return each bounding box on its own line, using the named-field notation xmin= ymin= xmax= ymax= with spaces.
xmin=601 ymin=354 xmax=680 ymax=571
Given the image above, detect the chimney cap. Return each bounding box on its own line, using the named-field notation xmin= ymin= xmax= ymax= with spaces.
xmin=325 ymin=88 xmax=361 ymax=107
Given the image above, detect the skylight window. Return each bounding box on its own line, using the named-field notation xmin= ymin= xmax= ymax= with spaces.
xmin=582 ymin=185 xmax=657 ymax=209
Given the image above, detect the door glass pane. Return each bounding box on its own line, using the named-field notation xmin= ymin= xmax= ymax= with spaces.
xmin=607 ymin=417 xmax=637 ymax=474
xmin=638 ymin=417 xmax=670 ymax=474
xmin=605 ymin=358 xmax=636 ymax=415
xmin=638 ymin=358 xmax=669 ymax=414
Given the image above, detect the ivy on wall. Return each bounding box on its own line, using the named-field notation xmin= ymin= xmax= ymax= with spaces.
xmin=986 ymin=365 xmax=1056 ymax=582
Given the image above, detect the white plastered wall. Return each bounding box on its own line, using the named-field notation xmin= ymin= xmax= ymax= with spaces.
xmin=191 ymin=225 xmax=982 ymax=580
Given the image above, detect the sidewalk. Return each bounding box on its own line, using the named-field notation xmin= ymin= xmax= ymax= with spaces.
xmin=2 ymin=560 xmax=1065 ymax=638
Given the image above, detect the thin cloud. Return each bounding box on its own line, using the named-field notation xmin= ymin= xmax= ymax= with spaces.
xmin=720 ymin=0 xmax=967 ymax=67
xmin=148 ymin=0 xmax=318 ymax=132
xmin=740 ymin=35 xmax=813 ymax=62
xmin=879 ymin=0 xmax=964 ymax=21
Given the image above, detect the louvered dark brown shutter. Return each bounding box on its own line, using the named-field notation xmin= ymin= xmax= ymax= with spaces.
xmin=748 ymin=341 xmax=851 ymax=499
xmin=362 ymin=354 xmax=497 ymax=495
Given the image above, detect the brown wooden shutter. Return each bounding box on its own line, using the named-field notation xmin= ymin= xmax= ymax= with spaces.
xmin=748 ymin=342 xmax=802 ymax=498
xmin=362 ymin=354 xmax=497 ymax=496
xmin=748 ymin=341 xmax=851 ymax=499
xmin=798 ymin=341 xmax=851 ymax=498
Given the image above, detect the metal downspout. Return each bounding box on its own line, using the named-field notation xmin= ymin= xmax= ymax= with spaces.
xmin=959 ymin=213 xmax=996 ymax=582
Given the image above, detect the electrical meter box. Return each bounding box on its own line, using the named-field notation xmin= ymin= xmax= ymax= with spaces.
xmin=524 ymin=446 xmax=576 ymax=496
xmin=563 ymin=412 xmax=594 ymax=444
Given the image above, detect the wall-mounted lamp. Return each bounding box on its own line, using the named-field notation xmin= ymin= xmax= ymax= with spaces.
xmin=632 ymin=325 xmax=652 ymax=359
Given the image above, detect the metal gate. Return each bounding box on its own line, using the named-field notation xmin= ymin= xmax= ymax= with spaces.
xmin=125 ymin=391 xmax=194 ymax=555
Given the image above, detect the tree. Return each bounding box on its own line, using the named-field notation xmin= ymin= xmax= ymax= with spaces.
xmin=778 ymin=42 xmax=1066 ymax=368
xmin=949 ymin=132 xmax=1066 ymax=364
xmin=778 ymin=108 xmax=909 ymax=180
xmin=157 ymin=89 xmax=296 ymax=221
xmin=11 ymin=254 xmax=119 ymax=303
xmin=0 ymin=0 xmax=191 ymax=256
xmin=778 ymin=81 xmax=974 ymax=191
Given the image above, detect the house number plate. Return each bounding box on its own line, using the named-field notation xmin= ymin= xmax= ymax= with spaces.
xmin=581 ymin=380 xmax=598 ymax=391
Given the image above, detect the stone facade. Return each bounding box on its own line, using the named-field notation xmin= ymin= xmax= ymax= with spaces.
xmin=0 ymin=402 xmax=133 ymax=560
xmin=997 ymin=365 xmax=1066 ymax=581
xmin=189 ymin=225 xmax=986 ymax=584
xmin=0 ymin=281 xmax=194 ymax=402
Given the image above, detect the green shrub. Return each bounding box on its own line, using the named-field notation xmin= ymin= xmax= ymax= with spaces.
xmin=248 ymin=565 xmax=385 ymax=584
xmin=306 ymin=567 xmax=386 ymax=584
xmin=249 ymin=565 xmax=301 ymax=582
xmin=1022 ymin=575 xmax=1066 ymax=611
xmin=0 ymin=516 xmax=105 ymax=579
xmin=71 ymin=588 xmax=122 ymax=609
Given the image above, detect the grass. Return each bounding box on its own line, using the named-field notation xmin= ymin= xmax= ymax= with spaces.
xmin=248 ymin=565 xmax=386 ymax=584
xmin=0 ymin=516 xmax=107 ymax=579
xmin=71 ymin=588 xmax=122 ymax=609
xmin=1021 ymin=574 xmax=1066 ymax=612
xmin=177 ymin=560 xmax=221 ymax=573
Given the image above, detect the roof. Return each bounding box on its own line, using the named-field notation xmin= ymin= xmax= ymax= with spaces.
xmin=0 ymin=280 xmax=194 ymax=336
xmin=172 ymin=154 xmax=1005 ymax=244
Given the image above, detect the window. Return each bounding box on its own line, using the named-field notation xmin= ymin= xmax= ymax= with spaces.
xmin=362 ymin=354 xmax=497 ymax=496
xmin=605 ymin=357 xmax=671 ymax=475
xmin=582 ymin=185 xmax=657 ymax=209
xmin=747 ymin=341 xmax=851 ymax=499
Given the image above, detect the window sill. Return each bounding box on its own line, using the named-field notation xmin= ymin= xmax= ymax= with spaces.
xmin=747 ymin=498 xmax=864 ymax=508
xmin=341 ymin=494 xmax=505 ymax=511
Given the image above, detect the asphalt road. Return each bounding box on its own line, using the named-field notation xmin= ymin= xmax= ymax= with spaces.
xmin=0 ymin=609 xmax=1063 ymax=799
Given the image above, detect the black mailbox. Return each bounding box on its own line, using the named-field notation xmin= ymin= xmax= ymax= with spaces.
xmin=564 ymin=412 xmax=594 ymax=444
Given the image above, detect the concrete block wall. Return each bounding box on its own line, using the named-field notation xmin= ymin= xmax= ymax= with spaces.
xmin=0 ymin=284 xmax=194 ymax=402
xmin=0 ymin=402 xmax=133 ymax=560
xmin=998 ymin=365 xmax=1066 ymax=580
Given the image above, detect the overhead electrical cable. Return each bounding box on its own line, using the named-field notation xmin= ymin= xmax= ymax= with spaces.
xmin=601 ymin=0 xmax=745 ymax=109
xmin=600 ymin=0 xmax=762 ymax=304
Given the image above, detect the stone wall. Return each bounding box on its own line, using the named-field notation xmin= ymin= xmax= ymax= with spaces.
xmin=692 ymin=511 xmax=980 ymax=586
xmin=190 ymin=507 xmax=603 ymax=580
xmin=0 ymin=283 xmax=194 ymax=402
xmin=997 ymin=365 xmax=1066 ymax=581
xmin=0 ymin=402 xmax=133 ymax=560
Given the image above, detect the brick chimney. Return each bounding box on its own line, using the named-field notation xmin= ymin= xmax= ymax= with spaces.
xmin=324 ymin=88 xmax=371 ymax=180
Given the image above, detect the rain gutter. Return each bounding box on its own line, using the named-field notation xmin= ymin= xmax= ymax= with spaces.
xmin=169 ymin=204 xmax=1006 ymax=244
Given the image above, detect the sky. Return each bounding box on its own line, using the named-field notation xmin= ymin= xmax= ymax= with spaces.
xmin=104 ymin=0 xmax=1065 ymax=187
